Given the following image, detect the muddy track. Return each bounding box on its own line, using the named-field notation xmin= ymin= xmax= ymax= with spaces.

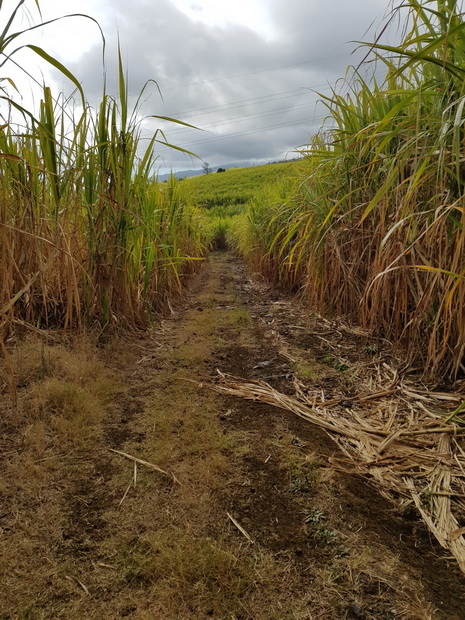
xmin=1 ymin=251 xmax=465 ymax=619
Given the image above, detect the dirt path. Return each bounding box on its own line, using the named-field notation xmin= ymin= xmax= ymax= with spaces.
xmin=1 ymin=251 xmax=465 ymax=619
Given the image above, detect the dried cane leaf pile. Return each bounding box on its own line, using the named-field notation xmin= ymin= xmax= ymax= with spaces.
xmin=210 ymin=318 xmax=465 ymax=575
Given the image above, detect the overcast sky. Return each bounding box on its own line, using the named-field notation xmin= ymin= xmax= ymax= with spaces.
xmin=5 ymin=0 xmax=396 ymax=173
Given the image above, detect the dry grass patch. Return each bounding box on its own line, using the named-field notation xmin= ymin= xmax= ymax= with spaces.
xmin=2 ymin=335 xmax=120 ymax=453
xmin=2 ymin=336 xmax=121 ymax=452
xmin=117 ymin=529 xmax=275 ymax=615
xmin=313 ymin=546 xmax=438 ymax=620
xmin=140 ymin=369 xmax=232 ymax=467
xmin=0 ymin=334 xmax=122 ymax=617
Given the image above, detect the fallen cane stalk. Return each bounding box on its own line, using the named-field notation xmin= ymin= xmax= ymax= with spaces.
xmin=210 ymin=371 xmax=465 ymax=575
xmin=227 ymin=512 xmax=254 ymax=544
xmin=65 ymin=576 xmax=90 ymax=596
xmin=110 ymin=449 xmax=181 ymax=485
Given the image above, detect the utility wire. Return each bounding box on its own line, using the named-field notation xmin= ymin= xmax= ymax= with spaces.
xmin=153 ymin=66 xmax=386 ymax=157
xmin=165 ymin=89 xmax=310 ymax=119
xmin=145 ymin=71 xmax=381 ymax=138
xmin=159 ymin=54 xmax=347 ymax=91
xmin=155 ymin=116 xmax=318 ymax=152
xmin=146 ymin=102 xmax=318 ymax=138
xmin=160 ymin=69 xmax=387 ymax=122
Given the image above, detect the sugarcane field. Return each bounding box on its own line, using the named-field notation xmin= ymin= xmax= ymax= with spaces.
xmin=1 ymin=1 xmax=465 ymax=618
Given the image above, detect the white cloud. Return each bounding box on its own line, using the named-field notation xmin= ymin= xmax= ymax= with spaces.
xmin=169 ymin=0 xmax=276 ymax=38
xmin=2 ymin=0 xmax=393 ymax=173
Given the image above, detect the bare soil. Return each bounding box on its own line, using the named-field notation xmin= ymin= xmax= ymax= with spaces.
xmin=1 ymin=251 xmax=465 ymax=619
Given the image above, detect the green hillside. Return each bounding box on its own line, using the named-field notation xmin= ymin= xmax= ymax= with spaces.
xmin=183 ymin=161 xmax=298 ymax=209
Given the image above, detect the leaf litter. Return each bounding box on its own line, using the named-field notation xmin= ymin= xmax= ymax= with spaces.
xmin=209 ymin=315 xmax=465 ymax=575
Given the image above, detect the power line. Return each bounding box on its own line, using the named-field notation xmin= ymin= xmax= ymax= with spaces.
xmin=145 ymin=102 xmax=316 ymax=138
xmin=152 ymin=66 xmax=387 ymax=157
xmin=156 ymin=115 xmax=320 ymax=152
xmin=145 ymin=72 xmax=383 ymax=138
xmin=159 ymin=54 xmax=347 ymax=92
xmin=160 ymin=69 xmax=387 ymax=122
xmin=165 ymin=88 xmax=309 ymax=119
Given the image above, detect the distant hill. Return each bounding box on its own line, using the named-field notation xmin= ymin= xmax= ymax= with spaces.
xmin=180 ymin=161 xmax=298 ymax=208
xmin=157 ymin=163 xmax=246 ymax=182
xmin=156 ymin=158 xmax=300 ymax=182
xmin=157 ymin=168 xmax=200 ymax=181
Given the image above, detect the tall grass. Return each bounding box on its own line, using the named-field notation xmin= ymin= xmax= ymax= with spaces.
xmin=0 ymin=4 xmax=205 ymax=333
xmin=235 ymin=0 xmax=465 ymax=382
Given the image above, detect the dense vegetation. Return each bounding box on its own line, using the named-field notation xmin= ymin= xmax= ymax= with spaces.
xmin=3 ymin=0 xmax=465 ymax=384
xmin=233 ymin=0 xmax=465 ymax=382
xmin=186 ymin=162 xmax=297 ymax=249
xmin=2 ymin=0 xmax=465 ymax=604
xmin=184 ymin=162 xmax=295 ymax=208
xmin=0 ymin=3 xmax=205 ymax=335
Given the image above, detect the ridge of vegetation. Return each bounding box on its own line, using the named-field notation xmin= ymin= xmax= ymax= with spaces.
xmin=0 ymin=2 xmax=206 ymax=340
xmin=183 ymin=162 xmax=296 ymax=208
xmin=231 ymin=0 xmax=465 ymax=384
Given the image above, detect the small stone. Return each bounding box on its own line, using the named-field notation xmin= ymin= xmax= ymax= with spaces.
xmin=253 ymin=360 xmax=271 ymax=368
xmin=348 ymin=603 xmax=365 ymax=619
xmin=341 ymin=400 xmax=355 ymax=408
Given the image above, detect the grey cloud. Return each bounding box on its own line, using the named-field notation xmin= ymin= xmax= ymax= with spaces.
xmin=56 ymin=0 xmax=391 ymax=172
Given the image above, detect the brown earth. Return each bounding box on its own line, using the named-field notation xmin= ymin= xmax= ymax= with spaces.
xmin=1 ymin=251 xmax=465 ymax=619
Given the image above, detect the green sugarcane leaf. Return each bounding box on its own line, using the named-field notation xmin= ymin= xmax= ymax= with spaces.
xmin=26 ymin=44 xmax=84 ymax=104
